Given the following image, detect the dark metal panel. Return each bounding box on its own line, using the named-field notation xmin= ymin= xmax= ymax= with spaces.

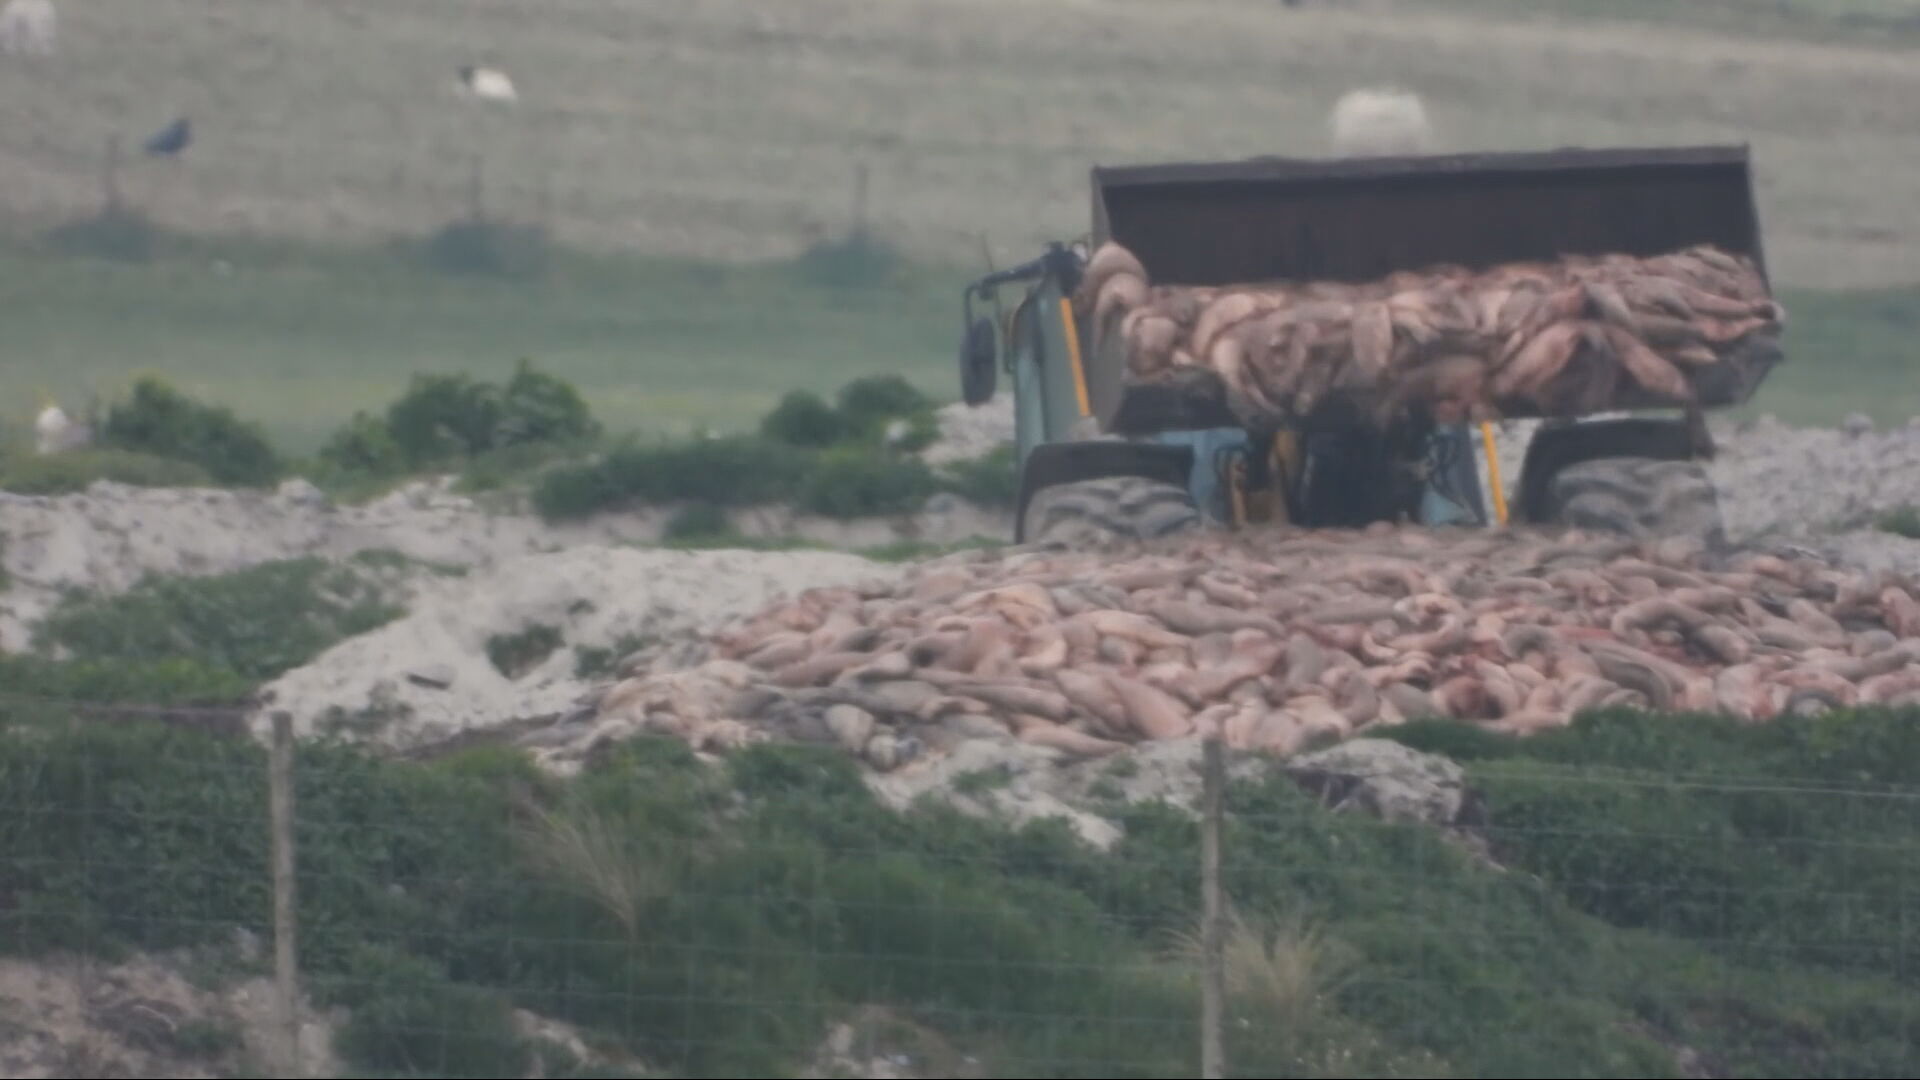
xmin=1090 ymin=144 xmax=1767 ymax=290
xmin=1092 ymin=144 xmax=1753 ymax=189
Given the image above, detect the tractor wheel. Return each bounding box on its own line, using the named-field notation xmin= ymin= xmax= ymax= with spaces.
xmin=1540 ymin=456 xmax=1728 ymax=550
xmin=1020 ymin=475 xmax=1202 ymax=551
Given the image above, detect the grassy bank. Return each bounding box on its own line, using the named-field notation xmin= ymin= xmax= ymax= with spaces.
xmin=1 ymin=706 xmax=1917 ymax=1078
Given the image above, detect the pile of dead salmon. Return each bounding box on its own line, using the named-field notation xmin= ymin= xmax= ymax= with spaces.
xmin=1076 ymin=240 xmax=1784 ymax=427
xmin=564 ymin=526 xmax=1920 ymax=772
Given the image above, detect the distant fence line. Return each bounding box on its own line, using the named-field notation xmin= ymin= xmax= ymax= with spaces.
xmin=0 ymin=128 xmax=932 ymax=269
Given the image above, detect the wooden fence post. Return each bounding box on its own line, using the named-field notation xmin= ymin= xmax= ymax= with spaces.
xmin=1200 ymin=736 xmax=1227 ymax=1079
xmin=269 ymin=711 xmax=303 ymax=1078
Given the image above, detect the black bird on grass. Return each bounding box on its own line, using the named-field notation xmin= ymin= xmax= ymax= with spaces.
xmin=144 ymin=117 xmax=190 ymax=157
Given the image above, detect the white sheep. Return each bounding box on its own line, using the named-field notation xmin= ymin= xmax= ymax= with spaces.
xmin=457 ymin=64 xmax=517 ymax=104
xmin=0 ymin=0 xmax=55 ymax=57
xmin=33 ymin=391 xmax=92 ymax=455
xmin=1328 ymin=87 xmax=1434 ymax=157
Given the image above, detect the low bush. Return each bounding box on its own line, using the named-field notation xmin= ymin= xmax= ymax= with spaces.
xmin=1876 ymin=505 xmax=1920 ymax=539
xmin=383 ymin=372 xmax=505 ymax=466
xmin=533 ymin=374 xmax=963 ymax=522
xmin=486 ymin=623 xmax=564 ymax=679
xmin=534 ymin=436 xmax=805 ymax=520
xmin=662 ymin=502 xmax=732 ymax=541
xmin=0 ymin=447 xmax=212 ymax=494
xmin=421 ymin=219 xmax=552 ymax=281
xmin=796 ymin=447 xmax=936 ymax=518
xmin=316 ymin=410 xmax=407 ymax=480
xmin=497 ymin=358 xmax=601 ymax=449
xmin=98 ymin=376 xmax=283 ymax=486
xmin=936 ymin=444 xmax=1018 ymax=508
xmin=791 ymin=230 xmax=905 ymax=290
xmin=43 ymin=206 xmax=160 ymax=263
xmin=836 ymin=374 xmax=936 ymax=451
xmin=315 ymin=359 xmax=601 ymax=494
xmin=331 ymin=944 xmax=531 ymax=1078
xmin=0 ymin=653 xmax=253 ymax=707
xmin=455 ymin=439 xmax=586 ymax=495
xmin=758 ymin=390 xmax=847 ymax=449
xmin=33 ymin=558 xmax=403 ymax=684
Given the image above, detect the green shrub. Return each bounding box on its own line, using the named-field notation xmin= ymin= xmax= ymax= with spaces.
xmin=534 ymin=436 xmax=806 ymax=520
xmin=43 ymin=206 xmax=159 ymax=263
xmin=937 ymin=444 xmax=1018 ymax=508
xmin=1425 ymin=707 xmax=1920 ymax=983
xmin=835 ymin=374 xmax=930 ymax=437
xmin=759 ymin=390 xmax=846 ymax=449
xmin=792 ymin=231 xmax=904 ymax=289
xmin=324 ymin=360 xmax=598 ymax=488
xmin=1876 ymin=505 xmax=1920 ymax=539
xmin=384 ymin=372 xmax=508 ymax=466
xmin=663 ymin=502 xmax=732 ymax=541
xmin=796 ymin=448 xmax=935 ymax=518
xmin=499 ymin=358 xmax=601 ymax=448
xmin=422 ymin=219 xmax=551 ymax=281
xmin=486 ymin=623 xmax=564 ymax=679
xmin=455 ymin=439 xmax=581 ymax=495
xmin=528 ymin=461 xmax=622 ymax=521
xmin=98 ymin=376 xmax=282 ymax=486
xmin=317 ymin=410 xmax=407 ymax=479
xmin=332 ymin=945 xmax=531 ymax=1079
xmin=34 ymin=558 xmax=403 ymax=684
xmin=0 ymin=448 xmax=211 ymax=494
xmin=0 ymin=653 xmax=253 ymax=707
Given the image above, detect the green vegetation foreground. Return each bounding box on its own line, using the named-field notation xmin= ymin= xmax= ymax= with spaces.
xmin=1 ymin=509 xmax=1917 ymax=1077
xmin=2 ymin=702 xmax=1917 ymax=1078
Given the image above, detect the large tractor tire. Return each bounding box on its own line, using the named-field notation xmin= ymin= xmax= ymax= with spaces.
xmin=1539 ymin=456 xmax=1729 ymax=550
xmin=1020 ymin=475 xmax=1202 ymax=551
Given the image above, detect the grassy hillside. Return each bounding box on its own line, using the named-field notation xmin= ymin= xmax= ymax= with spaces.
xmin=0 ymin=0 xmax=1913 ymax=288
xmin=2 ymin=705 xmax=1917 ymax=1078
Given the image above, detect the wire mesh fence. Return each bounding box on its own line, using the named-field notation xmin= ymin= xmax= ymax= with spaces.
xmin=3 ymin=685 xmax=1919 ymax=1079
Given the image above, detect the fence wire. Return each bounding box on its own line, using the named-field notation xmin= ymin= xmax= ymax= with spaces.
xmin=2 ymin=687 xmax=1919 ymax=1079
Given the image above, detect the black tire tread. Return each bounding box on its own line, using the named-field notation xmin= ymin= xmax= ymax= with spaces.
xmin=1546 ymin=456 xmax=1727 ymax=549
xmin=1022 ymin=476 xmax=1202 ymax=550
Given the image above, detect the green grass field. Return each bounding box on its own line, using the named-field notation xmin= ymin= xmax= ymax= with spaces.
xmin=0 ymin=237 xmax=961 ymax=453
xmin=0 ymin=0 xmax=1915 ymax=452
xmin=0 ymin=0 xmax=1915 ymax=287
xmin=1 ymin=235 xmax=1913 ymax=455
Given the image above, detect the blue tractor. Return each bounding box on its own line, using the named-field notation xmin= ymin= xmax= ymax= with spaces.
xmin=956 ymin=146 xmax=1779 ymax=550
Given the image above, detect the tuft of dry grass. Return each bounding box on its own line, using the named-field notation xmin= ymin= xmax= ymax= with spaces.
xmin=1169 ymin=905 xmax=1359 ymax=1032
xmin=510 ymin=791 xmax=670 ymax=941
xmin=0 ymin=0 xmax=1914 ymax=288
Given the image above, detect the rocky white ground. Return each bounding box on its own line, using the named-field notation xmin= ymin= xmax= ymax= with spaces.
xmin=0 ymin=473 xmax=1006 ymax=653
xmin=252 ymin=545 xmax=902 ymax=751
xmin=921 ymin=395 xmax=1014 ymax=465
xmin=1481 ymin=412 xmax=1920 ymax=571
